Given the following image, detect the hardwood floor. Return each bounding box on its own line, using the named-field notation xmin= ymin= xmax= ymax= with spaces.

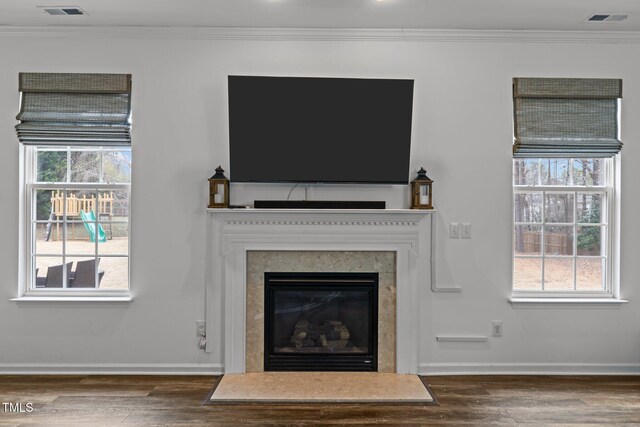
xmin=1 ymin=375 xmax=639 ymax=425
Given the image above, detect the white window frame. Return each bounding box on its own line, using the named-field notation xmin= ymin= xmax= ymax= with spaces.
xmin=19 ymin=145 xmax=131 ymax=298
xmin=512 ymin=157 xmax=618 ymax=299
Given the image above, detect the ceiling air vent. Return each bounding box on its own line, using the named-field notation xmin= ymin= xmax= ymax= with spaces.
xmin=586 ymin=14 xmax=629 ymax=22
xmin=39 ymin=6 xmax=87 ymax=16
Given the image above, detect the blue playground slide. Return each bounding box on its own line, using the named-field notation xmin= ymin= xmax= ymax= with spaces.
xmin=79 ymin=210 xmax=107 ymax=243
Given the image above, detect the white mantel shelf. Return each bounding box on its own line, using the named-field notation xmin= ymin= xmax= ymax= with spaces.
xmin=205 ymin=207 xmax=435 ymax=216
xmin=205 ymin=207 xmax=436 ymax=374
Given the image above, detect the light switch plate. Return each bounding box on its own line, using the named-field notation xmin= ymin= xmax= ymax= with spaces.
xmin=449 ymin=222 xmax=460 ymax=238
xmin=461 ymin=223 xmax=471 ymax=239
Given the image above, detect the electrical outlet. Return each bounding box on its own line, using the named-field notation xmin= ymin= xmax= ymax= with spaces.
xmin=461 ymin=223 xmax=471 ymax=239
xmin=449 ymin=222 xmax=460 ymax=238
xmin=492 ymin=321 xmax=503 ymax=337
xmin=196 ymin=321 xmax=206 ymax=337
xmin=198 ymin=335 xmax=207 ymax=350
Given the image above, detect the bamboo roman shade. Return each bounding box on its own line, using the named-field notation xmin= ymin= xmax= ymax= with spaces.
xmin=513 ymin=77 xmax=622 ymax=158
xmin=16 ymin=73 xmax=132 ymax=146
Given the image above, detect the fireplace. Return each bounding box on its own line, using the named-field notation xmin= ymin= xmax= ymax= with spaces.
xmin=207 ymin=209 xmax=433 ymax=374
xmin=264 ymin=272 xmax=378 ymax=371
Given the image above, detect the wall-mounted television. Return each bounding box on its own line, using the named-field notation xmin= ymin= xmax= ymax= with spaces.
xmin=228 ymin=76 xmax=414 ymax=184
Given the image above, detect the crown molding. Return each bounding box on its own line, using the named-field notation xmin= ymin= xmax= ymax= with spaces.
xmin=1 ymin=26 xmax=640 ymax=43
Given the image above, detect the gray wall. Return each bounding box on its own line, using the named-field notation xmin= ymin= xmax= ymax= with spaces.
xmin=0 ymin=30 xmax=638 ymax=373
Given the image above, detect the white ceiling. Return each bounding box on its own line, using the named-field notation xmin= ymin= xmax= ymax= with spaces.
xmin=1 ymin=0 xmax=640 ymax=32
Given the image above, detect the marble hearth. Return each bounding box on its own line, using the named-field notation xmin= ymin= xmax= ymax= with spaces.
xmin=206 ymin=208 xmax=434 ymax=374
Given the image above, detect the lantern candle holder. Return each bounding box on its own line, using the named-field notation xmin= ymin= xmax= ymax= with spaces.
xmin=208 ymin=166 xmax=230 ymax=208
xmin=410 ymin=167 xmax=433 ymax=209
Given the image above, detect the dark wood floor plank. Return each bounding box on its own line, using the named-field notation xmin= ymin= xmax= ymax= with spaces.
xmin=435 ymin=395 xmax=588 ymax=408
xmin=1 ymin=374 xmax=639 ymax=425
xmin=44 ymin=396 xmax=198 ymax=410
xmin=508 ymin=407 xmax=640 ymax=424
xmin=581 ymin=395 xmax=640 ymax=407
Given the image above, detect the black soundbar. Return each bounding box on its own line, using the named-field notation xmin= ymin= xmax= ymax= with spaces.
xmin=254 ymin=200 xmax=386 ymax=209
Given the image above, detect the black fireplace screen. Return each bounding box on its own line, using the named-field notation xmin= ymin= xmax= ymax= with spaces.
xmin=264 ymin=272 xmax=378 ymax=371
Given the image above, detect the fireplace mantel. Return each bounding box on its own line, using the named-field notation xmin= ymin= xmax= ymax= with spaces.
xmin=206 ymin=208 xmax=435 ymax=374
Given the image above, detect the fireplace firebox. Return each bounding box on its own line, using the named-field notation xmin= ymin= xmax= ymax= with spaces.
xmin=264 ymin=272 xmax=378 ymax=371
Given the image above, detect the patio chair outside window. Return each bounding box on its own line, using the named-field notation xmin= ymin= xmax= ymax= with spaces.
xmin=70 ymin=259 xmax=105 ymax=288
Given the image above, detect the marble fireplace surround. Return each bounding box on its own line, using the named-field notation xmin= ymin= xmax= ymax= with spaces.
xmin=206 ymin=209 xmax=433 ymax=374
xmin=246 ymin=250 xmax=396 ymax=373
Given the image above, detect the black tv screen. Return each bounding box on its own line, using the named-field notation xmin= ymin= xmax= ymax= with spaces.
xmin=228 ymin=76 xmax=414 ymax=184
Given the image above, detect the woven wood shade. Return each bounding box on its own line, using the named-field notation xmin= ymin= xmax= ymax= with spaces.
xmin=16 ymin=73 xmax=132 ymax=146
xmin=513 ymin=78 xmax=622 ymax=158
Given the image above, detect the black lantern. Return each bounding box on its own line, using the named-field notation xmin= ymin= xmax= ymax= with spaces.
xmin=208 ymin=166 xmax=229 ymax=208
xmin=410 ymin=167 xmax=433 ymax=209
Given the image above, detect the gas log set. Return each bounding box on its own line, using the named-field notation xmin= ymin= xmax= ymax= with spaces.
xmin=290 ymin=320 xmax=353 ymax=350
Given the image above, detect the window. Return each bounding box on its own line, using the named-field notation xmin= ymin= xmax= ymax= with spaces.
xmin=511 ymin=77 xmax=621 ymax=299
xmin=26 ymin=147 xmax=131 ymax=293
xmin=513 ymin=158 xmax=613 ymax=296
xmin=15 ymin=72 xmax=132 ymax=297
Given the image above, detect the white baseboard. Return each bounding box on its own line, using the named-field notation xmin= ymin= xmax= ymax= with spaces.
xmin=0 ymin=363 xmax=224 ymax=375
xmin=3 ymin=362 xmax=638 ymax=376
xmin=420 ymin=363 xmax=640 ymax=376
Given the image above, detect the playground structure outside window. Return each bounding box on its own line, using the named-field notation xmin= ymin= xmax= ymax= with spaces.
xmin=22 ymin=146 xmax=131 ymax=297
